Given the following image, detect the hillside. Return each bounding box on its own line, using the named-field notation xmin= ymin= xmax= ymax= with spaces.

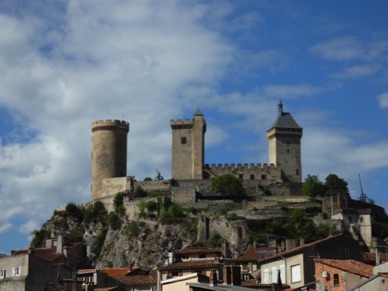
xmin=30 ymin=186 xmax=356 ymax=268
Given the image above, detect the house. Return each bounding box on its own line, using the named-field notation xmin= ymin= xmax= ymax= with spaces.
xmin=0 ymin=236 xmax=88 ymax=291
xmin=157 ymin=247 xmax=225 ymax=283
xmin=233 ymin=245 xmax=277 ymax=281
xmin=258 ymin=234 xmax=363 ymax=290
xmin=78 ymin=267 xmax=157 ymax=291
xmin=0 ymin=248 xmax=72 ymax=291
xmin=347 ymin=261 xmax=388 ymax=290
xmin=314 ymin=258 xmax=373 ymax=291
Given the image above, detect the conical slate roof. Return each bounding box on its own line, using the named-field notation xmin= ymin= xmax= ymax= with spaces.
xmin=268 ymin=101 xmax=301 ymax=130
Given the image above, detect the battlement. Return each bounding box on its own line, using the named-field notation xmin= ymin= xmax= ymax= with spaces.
xmin=204 ymin=163 xmax=281 ymax=181
xmin=92 ymin=119 xmax=129 ymax=132
xmin=170 ymin=119 xmax=194 ymax=129
xmin=205 ymin=163 xmax=277 ymax=171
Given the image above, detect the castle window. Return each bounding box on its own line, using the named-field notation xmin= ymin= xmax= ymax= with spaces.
xmin=296 ymin=169 xmax=299 ymax=175
xmin=239 ymin=174 xmax=243 ymax=179
xmin=261 ymin=175 xmax=266 ymax=180
xmin=250 ymin=175 xmax=254 ymax=180
xmin=181 ymin=137 xmax=187 ymax=144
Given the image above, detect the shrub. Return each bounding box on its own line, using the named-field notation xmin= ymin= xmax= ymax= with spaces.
xmin=128 ymin=221 xmax=141 ymax=237
xmin=211 ymin=174 xmax=246 ymax=197
xmin=65 ymin=203 xmax=84 ymax=221
xmin=108 ymin=212 xmax=122 ymax=230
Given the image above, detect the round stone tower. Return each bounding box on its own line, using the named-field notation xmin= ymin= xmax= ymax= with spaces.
xmin=91 ymin=119 xmax=129 ymax=201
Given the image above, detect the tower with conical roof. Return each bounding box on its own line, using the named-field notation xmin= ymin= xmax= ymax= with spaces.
xmin=170 ymin=108 xmax=206 ymax=179
xmin=266 ymin=101 xmax=303 ymax=182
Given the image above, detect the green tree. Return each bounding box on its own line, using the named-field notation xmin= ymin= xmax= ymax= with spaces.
xmin=302 ymin=175 xmax=325 ymax=198
xmin=114 ymin=192 xmax=125 ymax=215
xmin=107 ymin=212 xmax=121 ymax=230
xmin=133 ymin=186 xmax=148 ymax=198
xmin=325 ymin=174 xmax=349 ymax=196
xmin=30 ymin=229 xmax=50 ymax=248
xmin=65 ymin=202 xmax=84 ymax=221
xmin=211 ymin=174 xmax=246 ymax=197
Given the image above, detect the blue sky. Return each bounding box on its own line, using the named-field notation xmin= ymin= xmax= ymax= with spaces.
xmin=1 ymin=0 xmax=388 ymax=254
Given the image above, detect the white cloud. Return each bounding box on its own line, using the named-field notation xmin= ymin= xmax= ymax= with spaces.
xmin=377 ymin=92 xmax=388 ymax=109
xmin=330 ymin=64 xmax=380 ymax=79
xmin=0 ymin=1 xmax=234 ymax=235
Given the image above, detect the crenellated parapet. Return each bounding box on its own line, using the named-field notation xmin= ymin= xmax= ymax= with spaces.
xmin=170 ymin=119 xmax=194 ymax=130
xmin=204 ymin=163 xmax=282 ymax=181
xmin=92 ymin=119 xmax=129 ymax=133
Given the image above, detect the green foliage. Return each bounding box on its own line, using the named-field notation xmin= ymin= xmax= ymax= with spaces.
xmin=84 ymin=201 xmax=108 ymax=223
xmin=65 ymin=202 xmax=84 ymax=221
xmin=247 ymin=209 xmax=338 ymax=244
xmin=325 ymin=174 xmax=349 ymax=196
xmin=208 ymin=232 xmax=222 ymax=247
xmin=133 ymin=186 xmax=148 ymax=198
xmin=302 ymin=175 xmax=325 ymax=198
xmin=225 ymin=213 xmax=245 ymax=221
xmin=143 ymin=177 xmax=153 ymax=181
xmin=160 ymin=204 xmax=186 ymax=223
xmin=30 ymin=229 xmax=50 ymax=248
xmin=127 ymin=221 xmax=141 ymax=237
xmin=107 ymin=212 xmax=122 ymax=230
xmin=93 ymin=227 xmax=108 ymax=260
xmin=211 ymin=174 xmax=246 ymax=197
xmin=114 ymin=193 xmax=126 ymax=215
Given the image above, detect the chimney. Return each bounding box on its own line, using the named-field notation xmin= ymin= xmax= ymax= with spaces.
xmin=223 ymin=266 xmax=231 ymax=285
xmin=56 ymin=234 xmax=63 ymax=254
xmin=375 ymin=248 xmax=380 ymax=265
xmin=210 ymin=270 xmax=218 ymax=286
xmin=286 ymin=239 xmax=296 ymax=251
xmin=299 ymin=238 xmax=305 ymax=247
xmin=231 ymin=266 xmax=241 ymax=286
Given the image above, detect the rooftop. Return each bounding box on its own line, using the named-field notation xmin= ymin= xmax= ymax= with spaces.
xmin=315 ymin=258 xmax=373 ymax=278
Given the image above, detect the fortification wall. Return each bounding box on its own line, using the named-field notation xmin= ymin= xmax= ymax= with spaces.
xmin=134 ymin=180 xmax=171 ymax=193
xmin=101 ymin=176 xmax=134 ymax=198
xmin=204 ymin=163 xmax=282 ymax=181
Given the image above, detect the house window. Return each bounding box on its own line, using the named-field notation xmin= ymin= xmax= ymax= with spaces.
xmin=13 ymin=267 xmax=21 ymax=276
xmin=181 ymin=137 xmax=187 ymax=144
xmin=0 ymin=269 xmax=5 ymax=279
xmin=261 ymin=175 xmax=266 ymax=180
xmin=250 ymin=175 xmax=254 ymax=180
xmin=199 ymin=254 xmax=206 ymax=259
xmin=263 ymin=268 xmax=269 ymax=284
xmin=271 ymin=266 xmax=277 ymax=283
xmin=291 ymin=264 xmax=301 ymax=283
xmin=333 ymin=273 xmax=339 ymax=285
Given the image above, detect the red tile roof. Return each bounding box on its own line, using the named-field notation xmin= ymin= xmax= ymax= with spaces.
xmin=315 ymin=258 xmax=373 ymax=278
xmin=12 ymin=248 xmax=65 ymax=263
xmin=174 ymin=247 xmax=223 ymax=255
xmin=116 ymin=271 xmax=157 ymax=286
xmin=363 ymin=252 xmax=388 ymax=264
xmin=234 ymin=246 xmax=277 ymax=262
xmin=158 ymin=259 xmax=221 ymax=271
xmin=102 ymin=268 xmax=132 ymax=278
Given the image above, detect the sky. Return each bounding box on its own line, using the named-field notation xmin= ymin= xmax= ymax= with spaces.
xmin=0 ymin=0 xmax=388 ymax=254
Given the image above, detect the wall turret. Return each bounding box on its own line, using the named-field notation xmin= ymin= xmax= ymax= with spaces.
xmin=91 ymin=119 xmax=129 ymax=200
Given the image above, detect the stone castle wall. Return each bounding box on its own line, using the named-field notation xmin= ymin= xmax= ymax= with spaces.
xmin=204 ymin=163 xmax=282 ymax=182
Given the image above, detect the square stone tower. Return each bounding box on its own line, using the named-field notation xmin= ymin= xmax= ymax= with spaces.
xmin=170 ymin=108 xmax=206 ymax=179
xmin=266 ymin=101 xmax=303 ymax=182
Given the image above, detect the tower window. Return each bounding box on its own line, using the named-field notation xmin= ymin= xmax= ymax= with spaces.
xmin=296 ymin=169 xmax=299 ymax=175
xmin=250 ymin=175 xmax=255 ymax=180
xmin=181 ymin=137 xmax=187 ymax=144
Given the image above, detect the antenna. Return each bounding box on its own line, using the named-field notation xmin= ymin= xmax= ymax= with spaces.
xmin=358 ymin=174 xmax=367 ymax=202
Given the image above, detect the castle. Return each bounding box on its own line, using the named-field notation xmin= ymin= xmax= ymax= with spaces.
xmin=91 ymin=101 xmax=303 ymax=202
